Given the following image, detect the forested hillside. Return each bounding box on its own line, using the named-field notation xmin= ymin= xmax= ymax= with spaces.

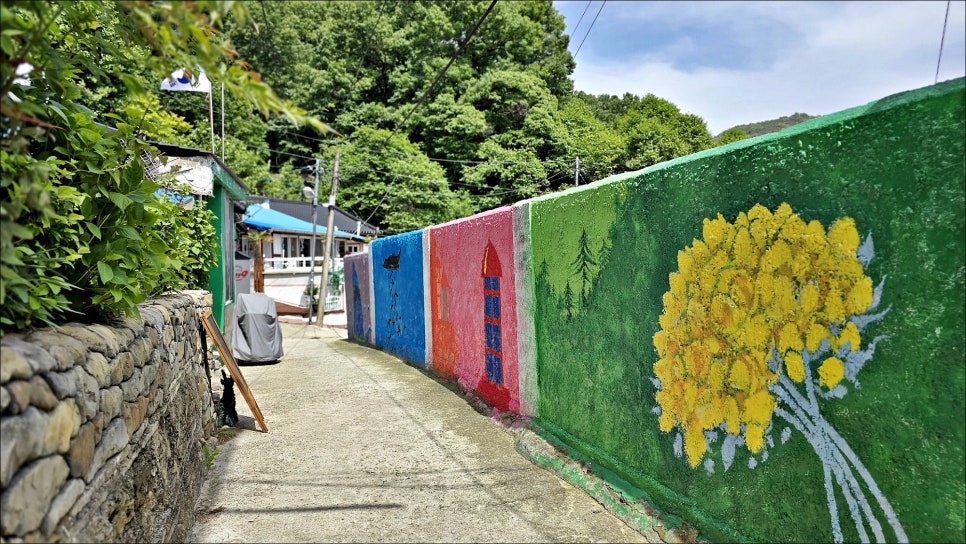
xmin=68 ymin=1 xmax=725 ymax=234
xmin=720 ymin=112 xmax=816 ymax=138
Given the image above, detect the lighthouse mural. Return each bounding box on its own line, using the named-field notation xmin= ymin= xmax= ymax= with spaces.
xmin=427 ymin=208 xmax=520 ymax=413
xmin=482 ymin=242 xmax=504 ymax=386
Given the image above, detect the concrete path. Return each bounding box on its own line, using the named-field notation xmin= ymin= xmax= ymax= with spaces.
xmin=189 ymin=323 xmax=649 ymax=543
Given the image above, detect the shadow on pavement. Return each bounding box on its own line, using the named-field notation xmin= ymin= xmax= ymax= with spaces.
xmin=224 ymin=504 xmax=405 ymax=514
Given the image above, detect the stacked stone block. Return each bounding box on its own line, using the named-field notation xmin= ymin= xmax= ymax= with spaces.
xmin=0 ymin=291 xmax=216 ymax=543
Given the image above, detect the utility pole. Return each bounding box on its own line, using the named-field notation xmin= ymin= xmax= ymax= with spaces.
xmin=574 ymin=156 xmax=580 ymax=186
xmin=316 ymin=149 xmax=340 ymax=328
xmin=305 ymin=159 xmax=321 ymax=327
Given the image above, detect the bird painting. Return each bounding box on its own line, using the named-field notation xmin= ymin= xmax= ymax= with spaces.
xmin=382 ymin=248 xmax=402 ymax=269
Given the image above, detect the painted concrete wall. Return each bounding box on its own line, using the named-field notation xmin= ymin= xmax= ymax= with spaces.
xmin=347 ymin=77 xmax=966 ymax=543
xmin=345 ymin=253 xmax=372 ymax=344
xmin=371 ymin=231 xmax=427 ymax=366
xmin=428 ymin=208 xmax=521 ymax=412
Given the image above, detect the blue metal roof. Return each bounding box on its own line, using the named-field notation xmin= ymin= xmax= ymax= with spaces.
xmin=243 ymin=204 xmax=364 ymax=240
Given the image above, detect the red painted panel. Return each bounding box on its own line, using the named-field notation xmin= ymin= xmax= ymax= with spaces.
xmin=427 ymin=208 xmax=520 ymax=413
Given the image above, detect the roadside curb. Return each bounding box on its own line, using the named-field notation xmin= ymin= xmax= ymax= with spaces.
xmin=512 ymin=427 xmax=702 ymax=544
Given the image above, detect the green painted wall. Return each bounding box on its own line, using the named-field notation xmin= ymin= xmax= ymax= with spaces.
xmin=206 ymin=186 xmax=228 ymax=331
xmin=208 ymin=163 xmax=247 ymax=332
xmin=529 ymin=78 xmax=965 ymax=542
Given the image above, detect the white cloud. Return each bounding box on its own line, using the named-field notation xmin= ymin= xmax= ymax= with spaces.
xmin=558 ymin=1 xmax=966 ymax=134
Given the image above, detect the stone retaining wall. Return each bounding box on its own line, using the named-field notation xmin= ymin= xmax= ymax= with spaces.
xmin=0 ymin=291 xmax=216 ymax=543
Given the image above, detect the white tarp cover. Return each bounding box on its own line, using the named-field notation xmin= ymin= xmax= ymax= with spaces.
xmin=231 ymin=293 xmax=284 ymax=362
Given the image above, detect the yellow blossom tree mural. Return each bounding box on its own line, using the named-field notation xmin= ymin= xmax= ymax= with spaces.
xmin=652 ymin=203 xmax=906 ymax=543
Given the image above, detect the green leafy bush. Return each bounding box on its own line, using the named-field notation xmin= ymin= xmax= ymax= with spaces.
xmin=0 ymin=97 xmax=216 ymax=330
xmin=1 ymin=1 xmax=322 ymax=336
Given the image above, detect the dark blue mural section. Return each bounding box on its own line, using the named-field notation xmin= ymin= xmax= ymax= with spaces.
xmin=345 ymin=253 xmax=372 ymax=344
xmin=372 ymin=231 xmax=426 ymax=366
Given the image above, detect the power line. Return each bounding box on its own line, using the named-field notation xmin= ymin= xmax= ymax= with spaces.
xmin=382 ymin=0 xmax=499 ymax=147
xmin=236 ymin=140 xmax=577 ymax=191
xmin=349 ymin=1 xmax=387 ymax=88
xmin=282 ymin=126 xmax=573 ymax=168
xmin=240 ymin=141 xmax=316 ymax=163
xmin=186 ymin=117 xmax=605 ymax=192
xmin=573 ymin=1 xmax=606 ymax=59
xmin=360 ymin=0 xmax=499 ymax=222
xmin=364 ymin=174 xmax=396 ymax=224
xmin=935 ymin=0 xmax=951 ymax=84
xmin=177 ymin=77 xmax=580 ymax=172
xmin=569 ymin=1 xmax=593 ymax=40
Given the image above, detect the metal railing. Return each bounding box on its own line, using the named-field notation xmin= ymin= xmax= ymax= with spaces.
xmin=263 ymin=256 xmax=343 ymax=272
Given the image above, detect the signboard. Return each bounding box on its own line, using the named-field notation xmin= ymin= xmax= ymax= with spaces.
xmin=201 ymin=310 xmax=268 ymax=432
xmin=234 ymin=252 xmax=252 ymax=295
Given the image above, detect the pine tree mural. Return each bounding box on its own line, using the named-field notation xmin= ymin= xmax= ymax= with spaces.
xmin=561 ymin=281 xmax=575 ymax=321
xmin=571 ymin=228 xmax=598 ymax=307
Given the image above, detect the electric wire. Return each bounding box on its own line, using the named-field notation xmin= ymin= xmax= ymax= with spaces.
xmin=569 ymin=1 xmax=593 ymax=39
xmin=380 ymin=0 xmax=498 ymax=148
xmin=183 ymin=101 xmax=575 ymax=170
xmin=361 ymin=0 xmax=499 ymax=223
xmin=172 ymin=108 xmax=593 ymax=198
xmin=935 ymin=0 xmax=951 ymax=84
xmin=236 ymin=139 xmax=576 ymax=194
xmin=349 ymin=1 xmax=387 ymax=92
xmin=573 ymin=1 xmax=606 ymax=59
xmin=283 ymin=126 xmax=574 ymax=167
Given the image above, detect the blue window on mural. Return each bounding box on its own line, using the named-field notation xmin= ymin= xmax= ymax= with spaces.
xmin=483 ymin=271 xmax=503 ymax=385
xmin=485 ymin=353 xmax=503 ymax=385
xmin=485 ymin=295 xmax=501 ymax=319
xmin=484 ymin=322 xmax=502 ymax=354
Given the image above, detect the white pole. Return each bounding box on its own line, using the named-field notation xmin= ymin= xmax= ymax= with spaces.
xmin=221 ymin=82 xmax=225 ymax=160
xmin=316 ymin=150 xmax=340 ymax=328
xmin=208 ymin=89 xmax=215 ymax=155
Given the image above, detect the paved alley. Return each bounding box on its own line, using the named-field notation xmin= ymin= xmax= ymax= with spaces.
xmin=189 ymin=322 xmax=649 ymax=543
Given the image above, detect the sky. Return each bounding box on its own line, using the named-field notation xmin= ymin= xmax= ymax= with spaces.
xmin=552 ymin=1 xmax=966 ymax=135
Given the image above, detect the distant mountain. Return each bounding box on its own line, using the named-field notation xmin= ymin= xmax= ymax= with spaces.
xmin=719 ymin=112 xmax=817 ymax=139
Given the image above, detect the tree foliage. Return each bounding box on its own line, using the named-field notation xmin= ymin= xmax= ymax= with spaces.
xmin=716 ymin=127 xmax=750 ymax=146
xmin=1 ymin=0 xmax=724 ymax=332
xmin=216 ymin=1 xmax=716 ymax=231
xmin=0 ymin=0 xmax=322 ymax=333
xmin=721 ymin=112 xmax=816 ymax=139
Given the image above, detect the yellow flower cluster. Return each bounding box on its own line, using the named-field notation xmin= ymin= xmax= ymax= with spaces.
xmin=653 ymin=203 xmax=874 ymax=467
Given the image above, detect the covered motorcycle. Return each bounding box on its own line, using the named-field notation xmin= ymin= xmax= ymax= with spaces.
xmin=231 ymin=293 xmax=284 ymax=363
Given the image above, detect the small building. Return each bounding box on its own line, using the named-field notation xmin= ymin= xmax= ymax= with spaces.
xmin=145 ymin=142 xmax=249 ymax=335
xmin=246 ymin=197 xmax=379 ymax=259
xmin=239 ymin=198 xmax=378 ymax=314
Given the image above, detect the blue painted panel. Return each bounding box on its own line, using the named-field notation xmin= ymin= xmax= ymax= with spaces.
xmin=371 ymin=231 xmax=426 ymax=366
